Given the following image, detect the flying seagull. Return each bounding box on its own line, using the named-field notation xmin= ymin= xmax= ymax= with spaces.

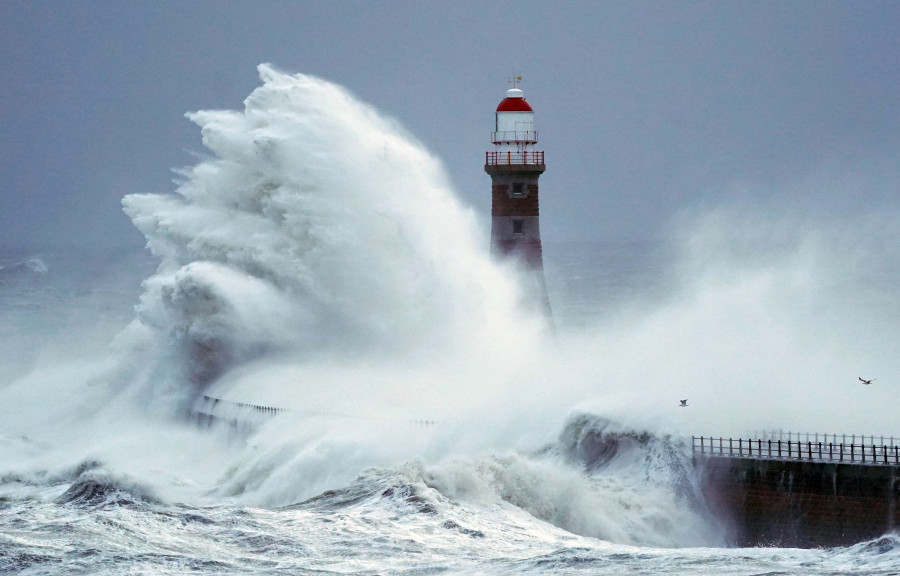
xmin=859 ymin=377 xmax=875 ymax=385
xmin=679 ymin=399 xmax=688 ymax=407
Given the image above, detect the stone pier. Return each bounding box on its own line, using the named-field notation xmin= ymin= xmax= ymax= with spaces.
xmin=695 ymin=437 xmax=900 ymax=547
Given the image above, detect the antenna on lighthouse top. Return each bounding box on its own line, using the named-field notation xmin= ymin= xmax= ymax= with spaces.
xmin=508 ymin=75 xmax=523 ymax=89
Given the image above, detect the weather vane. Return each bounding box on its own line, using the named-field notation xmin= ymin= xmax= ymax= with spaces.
xmin=508 ymin=75 xmax=523 ymax=89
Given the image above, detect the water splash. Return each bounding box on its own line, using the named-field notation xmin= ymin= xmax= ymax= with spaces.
xmin=122 ymin=64 xmax=547 ymax=416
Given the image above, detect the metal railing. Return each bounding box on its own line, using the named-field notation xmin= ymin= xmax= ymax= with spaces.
xmin=485 ymin=151 xmax=545 ymax=166
xmin=202 ymin=394 xmax=285 ymax=414
xmin=750 ymin=430 xmax=898 ymax=446
xmin=198 ymin=395 xmax=438 ymax=427
xmin=491 ymin=130 xmax=538 ymax=143
xmin=693 ymin=436 xmax=900 ymax=466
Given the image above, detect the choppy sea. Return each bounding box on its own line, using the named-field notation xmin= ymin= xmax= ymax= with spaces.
xmin=3 ymin=66 xmax=900 ymax=574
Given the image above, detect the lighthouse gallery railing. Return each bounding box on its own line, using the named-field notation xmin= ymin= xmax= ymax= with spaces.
xmin=693 ymin=435 xmax=900 ymax=466
xmin=485 ymin=151 xmax=545 ymax=166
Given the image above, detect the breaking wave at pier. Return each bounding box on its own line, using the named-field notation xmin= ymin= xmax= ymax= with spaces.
xmin=2 ymin=65 xmax=900 ymax=573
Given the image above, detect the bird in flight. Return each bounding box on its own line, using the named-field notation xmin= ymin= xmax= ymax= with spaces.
xmin=679 ymin=399 xmax=688 ymax=407
xmin=859 ymin=377 xmax=875 ymax=385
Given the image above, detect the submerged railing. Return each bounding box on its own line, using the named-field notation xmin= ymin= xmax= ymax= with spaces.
xmin=202 ymin=394 xmax=286 ymax=414
xmin=693 ymin=435 xmax=900 ymax=466
xmin=197 ymin=395 xmax=438 ymax=427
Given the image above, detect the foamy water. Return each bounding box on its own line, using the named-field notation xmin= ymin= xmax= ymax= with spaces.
xmin=2 ymin=65 xmax=900 ymax=574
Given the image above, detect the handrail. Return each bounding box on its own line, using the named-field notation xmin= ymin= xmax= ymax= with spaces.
xmin=485 ymin=151 xmax=545 ymax=166
xmin=491 ymin=130 xmax=538 ymax=143
xmin=202 ymin=394 xmax=285 ymax=414
xmin=693 ymin=436 xmax=900 ymax=466
xmin=749 ymin=430 xmax=898 ymax=446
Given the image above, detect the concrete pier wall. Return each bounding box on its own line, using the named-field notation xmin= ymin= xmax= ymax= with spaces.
xmin=697 ymin=456 xmax=900 ymax=547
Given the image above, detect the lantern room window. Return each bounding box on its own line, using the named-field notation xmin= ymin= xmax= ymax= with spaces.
xmin=512 ymin=219 xmax=524 ymax=235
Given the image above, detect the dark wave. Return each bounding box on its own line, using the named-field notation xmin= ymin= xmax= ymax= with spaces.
xmin=556 ymin=413 xmax=654 ymax=470
xmin=555 ymin=412 xmax=703 ymax=507
xmin=293 ymin=470 xmax=441 ymax=517
xmin=853 ymin=533 xmax=900 ymax=555
xmin=55 ymin=478 xmax=158 ymax=509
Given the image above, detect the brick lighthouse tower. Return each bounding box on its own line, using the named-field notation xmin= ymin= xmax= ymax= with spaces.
xmin=485 ymin=79 xmax=551 ymax=314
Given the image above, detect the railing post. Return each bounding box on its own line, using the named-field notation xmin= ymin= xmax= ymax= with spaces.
xmin=829 ymin=442 xmax=833 ymax=460
xmin=700 ymin=436 xmax=705 ymax=455
xmin=852 ymin=443 xmax=856 ymax=462
xmin=884 ymin=445 xmax=888 ymax=465
xmin=807 ymin=442 xmax=812 ymax=460
xmin=719 ymin=437 xmax=723 ymax=456
xmin=729 ymin=438 xmax=733 ymax=457
xmin=778 ymin=440 xmax=782 ymax=458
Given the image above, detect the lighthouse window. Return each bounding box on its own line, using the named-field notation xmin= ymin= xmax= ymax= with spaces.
xmin=512 ymin=219 xmax=524 ymax=234
xmin=512 ymin=183 xmax=524 ymax=196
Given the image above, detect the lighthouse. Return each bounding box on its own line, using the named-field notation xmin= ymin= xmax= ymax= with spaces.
xmin=485 ymin=79 xmax=551 ymax=313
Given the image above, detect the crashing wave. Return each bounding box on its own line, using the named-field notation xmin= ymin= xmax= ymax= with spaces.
xmin=121 ymin=64 xmax=539 ymax=415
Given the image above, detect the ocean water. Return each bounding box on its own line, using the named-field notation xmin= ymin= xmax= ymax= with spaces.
xmin=3 ymin=65 xmax=900 ymax=575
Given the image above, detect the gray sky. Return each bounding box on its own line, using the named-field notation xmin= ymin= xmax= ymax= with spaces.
xmin=2 ymin=0 xmax=899 ymax=250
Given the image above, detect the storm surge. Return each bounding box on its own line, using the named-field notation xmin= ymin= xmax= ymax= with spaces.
xmin=0 ymin=65 xmax=718 ymax=550
xmin=4 ymin=65 xmax=900 ymax=562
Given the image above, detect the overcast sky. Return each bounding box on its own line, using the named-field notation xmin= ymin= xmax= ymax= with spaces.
xmin=2 ymin=1 xmax=899 ymax=250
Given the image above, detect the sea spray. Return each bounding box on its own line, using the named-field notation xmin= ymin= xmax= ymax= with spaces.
xmin=4 ymin=64 xmax=900 ymax=563
xmin=0 ymin=65 xmax=561 ymax=507
xmin=122 ymin=64 xmax=547 ymax=417
xmin=418 ymin=413 xmax=719 ymax=548
xmin=556 ymin=205 xmax=900 ymax=438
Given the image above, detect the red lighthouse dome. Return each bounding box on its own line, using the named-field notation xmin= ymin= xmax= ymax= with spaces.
xmin=496 ymin=88 xmax=533 ymax=112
